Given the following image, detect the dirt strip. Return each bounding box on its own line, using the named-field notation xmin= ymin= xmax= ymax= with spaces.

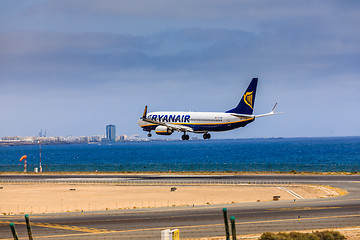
xmin=0 ymin=183 xmax=344 ymax=215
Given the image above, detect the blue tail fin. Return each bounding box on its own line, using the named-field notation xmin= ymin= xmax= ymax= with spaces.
xmin=226 ymin=78 xmax=258 ymax=114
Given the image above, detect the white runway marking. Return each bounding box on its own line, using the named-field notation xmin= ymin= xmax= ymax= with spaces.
xmin=277 ymin=186 xmax=304 ymax=199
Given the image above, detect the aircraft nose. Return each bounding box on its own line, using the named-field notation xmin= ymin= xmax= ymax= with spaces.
xmin=137 ymin=119 xmax=144 ymax=127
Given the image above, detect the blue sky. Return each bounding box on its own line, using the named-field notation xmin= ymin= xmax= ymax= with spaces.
xmin=1 ymin=0 xmax=359 ymax=139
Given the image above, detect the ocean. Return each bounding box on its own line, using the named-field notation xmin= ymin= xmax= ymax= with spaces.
xmin=0 ymin=137 xmax=359 ymax=172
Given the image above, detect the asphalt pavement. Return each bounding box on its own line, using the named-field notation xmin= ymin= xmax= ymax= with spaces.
xmin=0 ymin=174 xmax=359 ymax=239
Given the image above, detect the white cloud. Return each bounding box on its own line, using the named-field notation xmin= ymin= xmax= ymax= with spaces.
xmin=0 ymin=0 xmax=360 ymax=137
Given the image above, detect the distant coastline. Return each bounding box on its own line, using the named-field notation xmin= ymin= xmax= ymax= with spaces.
xmin=0 ymin=141 xmax=70 ymax=147
xmin=2 ymin=136 xmax=360 ymax=147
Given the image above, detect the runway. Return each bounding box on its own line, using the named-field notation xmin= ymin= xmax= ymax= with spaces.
xmin=0 ymin=174 xmax=359 ymax=239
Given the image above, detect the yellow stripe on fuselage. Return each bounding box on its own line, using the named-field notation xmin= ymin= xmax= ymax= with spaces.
xmin=140 ymin=118 xmax=254 ymax=128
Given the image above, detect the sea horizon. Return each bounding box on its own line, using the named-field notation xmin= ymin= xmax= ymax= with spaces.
xmin=1 ymin=136 xmax=359 ymax=173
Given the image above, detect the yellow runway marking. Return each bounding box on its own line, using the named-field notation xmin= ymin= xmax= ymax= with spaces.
xmin=267 ymin=206 xmax=342 ymax=211
xmin=1 ymin=232 xmax=105 ymax=240
xmin=0 ymin=220 xmax=115 ymax=233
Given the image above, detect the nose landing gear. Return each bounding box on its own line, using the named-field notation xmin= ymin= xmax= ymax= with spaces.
xmin=147 ymin=132 xmax=152 ymax=137
xmin=203 ymin=133 xmax=211 ymax=139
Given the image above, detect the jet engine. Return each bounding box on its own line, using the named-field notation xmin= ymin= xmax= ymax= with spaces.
xmin=155 ymin=126 xmax=173 ymax=135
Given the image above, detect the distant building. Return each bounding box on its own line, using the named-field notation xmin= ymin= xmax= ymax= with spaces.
xmin=117 ymin=135 xmax=127 ymax=141
xmin=2 ymin=136 xmax=21 ymax=141
xmin=128 ymin=135 xmax=142 ymax=141
xmin=106 ymin=124 xmax=116 ymax=141
xmin=89 ymin=135 xmax=102 ymax=143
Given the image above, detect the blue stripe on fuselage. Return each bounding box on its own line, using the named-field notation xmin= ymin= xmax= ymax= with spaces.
xmin=141 ymin=118 xmax=254 ymax=132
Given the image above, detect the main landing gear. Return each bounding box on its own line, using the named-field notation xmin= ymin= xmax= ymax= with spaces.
xmin=181 ymin=134 xmax=190 ymax=141
xmin=147 ymin=132 xmax=152 ymax=137
xmin=203 ymin=133 xmax=211 ymax=139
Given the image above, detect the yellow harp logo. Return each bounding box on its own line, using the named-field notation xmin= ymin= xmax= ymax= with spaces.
xmin=243 ymin=91 xmax=253 ymax=109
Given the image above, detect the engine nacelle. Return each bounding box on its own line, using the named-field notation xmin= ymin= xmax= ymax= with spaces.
xmin=155 ymin=126 xmax=173 ymax=135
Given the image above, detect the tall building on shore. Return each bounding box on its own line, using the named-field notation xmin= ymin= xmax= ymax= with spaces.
xmin=106 ymin=124 xmax=116 ymax=141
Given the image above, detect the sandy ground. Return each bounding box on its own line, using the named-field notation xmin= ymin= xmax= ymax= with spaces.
xmin=0 ymin=183 xmax=340 ymax=215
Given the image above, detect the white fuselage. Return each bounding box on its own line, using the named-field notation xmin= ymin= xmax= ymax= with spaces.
xmin=137 ymin=111 xmax=254 ymax=133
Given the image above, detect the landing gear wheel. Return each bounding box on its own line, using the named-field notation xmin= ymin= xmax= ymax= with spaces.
xmin=203 ymin=133 xmax=211 ymax=139
xmin=147 ymin=133 xmax=152 ymax=137
xmin=182 ymin=134 xmax=190 ymax=140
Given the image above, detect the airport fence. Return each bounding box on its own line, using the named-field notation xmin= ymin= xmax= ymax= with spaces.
xmin=0 ymin=178 xmax=299 ymax=185
xmin=0 ymin=162 xmax=359 ymax=173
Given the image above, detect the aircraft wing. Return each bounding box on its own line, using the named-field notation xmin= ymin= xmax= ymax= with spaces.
xmin=164 ymin=123 xmax=194 ymax=132
xmin=141 ymin=106 xmax=194 ymax=133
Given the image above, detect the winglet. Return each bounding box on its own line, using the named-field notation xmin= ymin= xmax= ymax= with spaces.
xmin=254 ymin=102 xmax=283 ymax=118
xmin=142 ymin=105 xmax=148 ymax=119
xmin=271 ymin=102 xmax=278 ymax=113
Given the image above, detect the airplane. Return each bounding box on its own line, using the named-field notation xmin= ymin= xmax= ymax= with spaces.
xmin=137 ymin=78 xmax=281 ymax=140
